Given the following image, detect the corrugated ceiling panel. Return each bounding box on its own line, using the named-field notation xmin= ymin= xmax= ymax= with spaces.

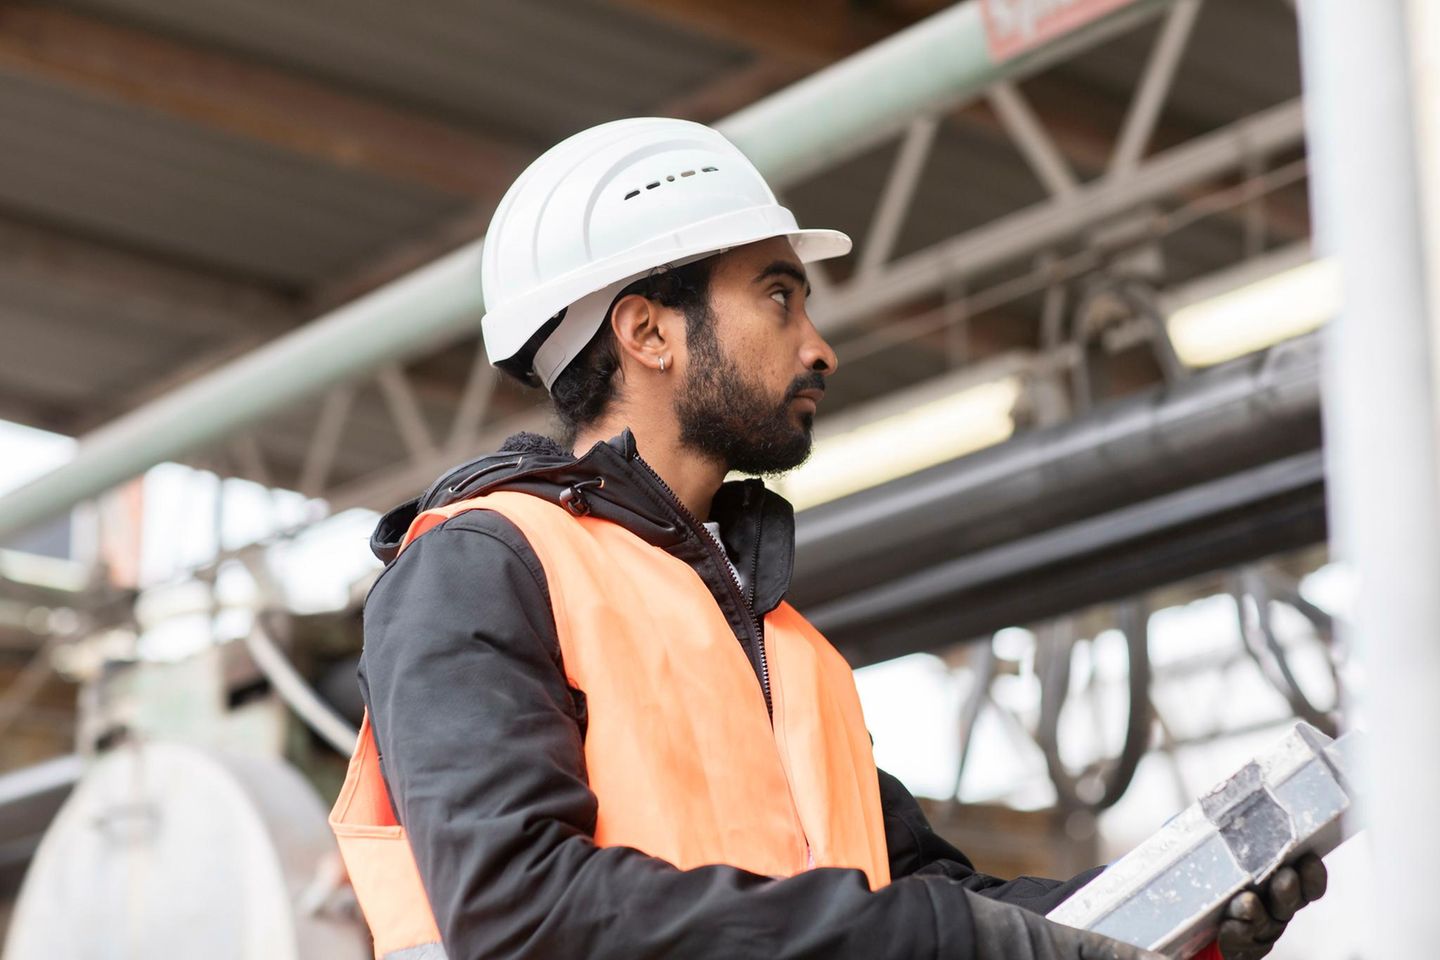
xmin=48 ymin=0 xmax=751 ymax=145
xmin=0 ymin=69 xmax=459 ymax=287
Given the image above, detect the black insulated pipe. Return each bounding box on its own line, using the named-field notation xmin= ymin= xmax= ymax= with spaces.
xmin=792 ymin=334 xmax=1326 ymax=665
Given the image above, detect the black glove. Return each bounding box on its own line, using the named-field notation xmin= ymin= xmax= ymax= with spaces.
xmin=966 ymin=891 xmax=1165 ymax=960
xmin=1216 ymin=853 xmax=1328 ymax=960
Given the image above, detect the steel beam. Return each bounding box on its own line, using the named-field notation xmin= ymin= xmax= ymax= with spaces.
xmin=1107 ymin=0 xmax=1203 ymax=176
xmin=296 ymin=386 xmax=356 ymax=498
xmin=719 ymin=0 xmax=1173 ymax=187
xmin=856 ymin=116 xmax=941 ymax=278
xmin=986 ymin=82 xmax=1078 ymax=198
xmin=0 ymin=0 xmax=1176 ymax=541
xmin=823 ymin=98 xmax=1307 ymax=336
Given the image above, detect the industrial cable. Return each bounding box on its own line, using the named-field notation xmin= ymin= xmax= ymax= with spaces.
xmin=245 ymin=612 xmax=358 ymax=755
xmin=1034 ymin=602 xmax=1153 ymax=812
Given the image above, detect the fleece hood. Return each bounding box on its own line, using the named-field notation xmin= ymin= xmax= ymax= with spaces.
xmin=369 ymin=429 xmax=798 ymax=617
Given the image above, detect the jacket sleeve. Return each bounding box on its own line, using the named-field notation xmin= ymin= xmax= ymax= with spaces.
xmin=878 ymin=768 xmax=1103 ymax=915
xmin=358 ymin=511 xmax=986 ymax=960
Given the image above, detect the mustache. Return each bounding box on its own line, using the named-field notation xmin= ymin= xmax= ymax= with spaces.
xmin=784 ymin=372 xmax=827 ymax=402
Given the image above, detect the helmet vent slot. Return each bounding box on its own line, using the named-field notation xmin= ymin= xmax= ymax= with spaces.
xmin=623 ymin=167 xmax=720 ymax=200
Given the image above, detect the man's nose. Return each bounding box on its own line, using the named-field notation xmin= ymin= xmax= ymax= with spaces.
xmin=802 ymin=324 xmax=839 ymax=376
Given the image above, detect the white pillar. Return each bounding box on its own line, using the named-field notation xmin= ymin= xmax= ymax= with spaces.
xmin=1298 ymin=1 xmax=1440 ymax=955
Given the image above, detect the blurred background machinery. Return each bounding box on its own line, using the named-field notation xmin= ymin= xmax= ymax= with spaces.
xmin=0 ymin=0 xmax=1404 ymax=955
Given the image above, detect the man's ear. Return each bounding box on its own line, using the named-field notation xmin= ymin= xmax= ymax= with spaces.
xmin=610 ymin=293 xmax=670 ymax=374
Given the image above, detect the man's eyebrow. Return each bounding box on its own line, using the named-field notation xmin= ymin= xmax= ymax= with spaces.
xmin=752 ymin=260 xmax=812 ymax=297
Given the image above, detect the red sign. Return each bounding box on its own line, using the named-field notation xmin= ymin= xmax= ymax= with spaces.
xmin=980 ymin=0 xmax=1140 ymax=62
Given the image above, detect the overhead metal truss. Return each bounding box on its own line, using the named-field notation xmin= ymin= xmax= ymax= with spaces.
xmin=821 ymin=98 xmax=1304 ymax=336
xmin=0 ymin=0 xmax=1323 ymax=648
xmin=0 ymin=0 xmax=1242 ymax=540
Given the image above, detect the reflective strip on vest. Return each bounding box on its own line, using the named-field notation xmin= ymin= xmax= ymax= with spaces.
xmin=330 ymin=490 xmax=890 ymax=957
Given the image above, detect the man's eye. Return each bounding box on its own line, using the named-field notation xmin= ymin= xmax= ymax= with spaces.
xmin=770 ymin=289 xmax=790 ymax=307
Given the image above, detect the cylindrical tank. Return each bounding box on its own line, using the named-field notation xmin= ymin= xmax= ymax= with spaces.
xmin=3 ymin=740 xmax=370 ymax=959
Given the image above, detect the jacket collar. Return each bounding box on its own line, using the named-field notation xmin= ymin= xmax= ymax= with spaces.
xmin=370 ymin=429 xmax=797 ymax=616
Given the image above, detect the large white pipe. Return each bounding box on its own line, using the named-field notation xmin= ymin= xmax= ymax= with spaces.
xmin=0 ymin=0 xmax=1172 ymax=541
xmin=1299 ymin=1 xmax=1440 ymax=955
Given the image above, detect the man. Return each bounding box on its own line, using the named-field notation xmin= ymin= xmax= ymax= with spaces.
xmin=330 ymin=118 xmax=1324 ymax=959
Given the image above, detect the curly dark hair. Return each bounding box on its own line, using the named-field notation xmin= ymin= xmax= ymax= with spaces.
xmin=550 ymin=257 xmax=715 ymax=445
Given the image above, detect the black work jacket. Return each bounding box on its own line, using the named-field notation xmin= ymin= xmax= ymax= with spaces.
xmin=359 ymin=429 xmax=1099 ymax=959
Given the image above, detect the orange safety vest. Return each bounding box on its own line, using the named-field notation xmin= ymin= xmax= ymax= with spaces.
xmin=330 ymin=490 xmax=890 ymax=958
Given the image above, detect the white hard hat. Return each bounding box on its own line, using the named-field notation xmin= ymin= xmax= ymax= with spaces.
xmin=480 ymin=117 xmax=852 ymax=389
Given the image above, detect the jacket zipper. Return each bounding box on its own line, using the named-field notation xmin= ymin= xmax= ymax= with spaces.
xmin=631 ymin=456 xmax=773 ymax=720
xmin=633 ymin=458 xmax=812 ymax=870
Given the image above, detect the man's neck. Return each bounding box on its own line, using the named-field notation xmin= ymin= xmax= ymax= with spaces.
xmin=573 ymin=419 xmax=726 ymax=521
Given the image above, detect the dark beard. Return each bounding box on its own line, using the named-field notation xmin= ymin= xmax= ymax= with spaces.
xmin=675 ymin=319 xmax=822 ymax=475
